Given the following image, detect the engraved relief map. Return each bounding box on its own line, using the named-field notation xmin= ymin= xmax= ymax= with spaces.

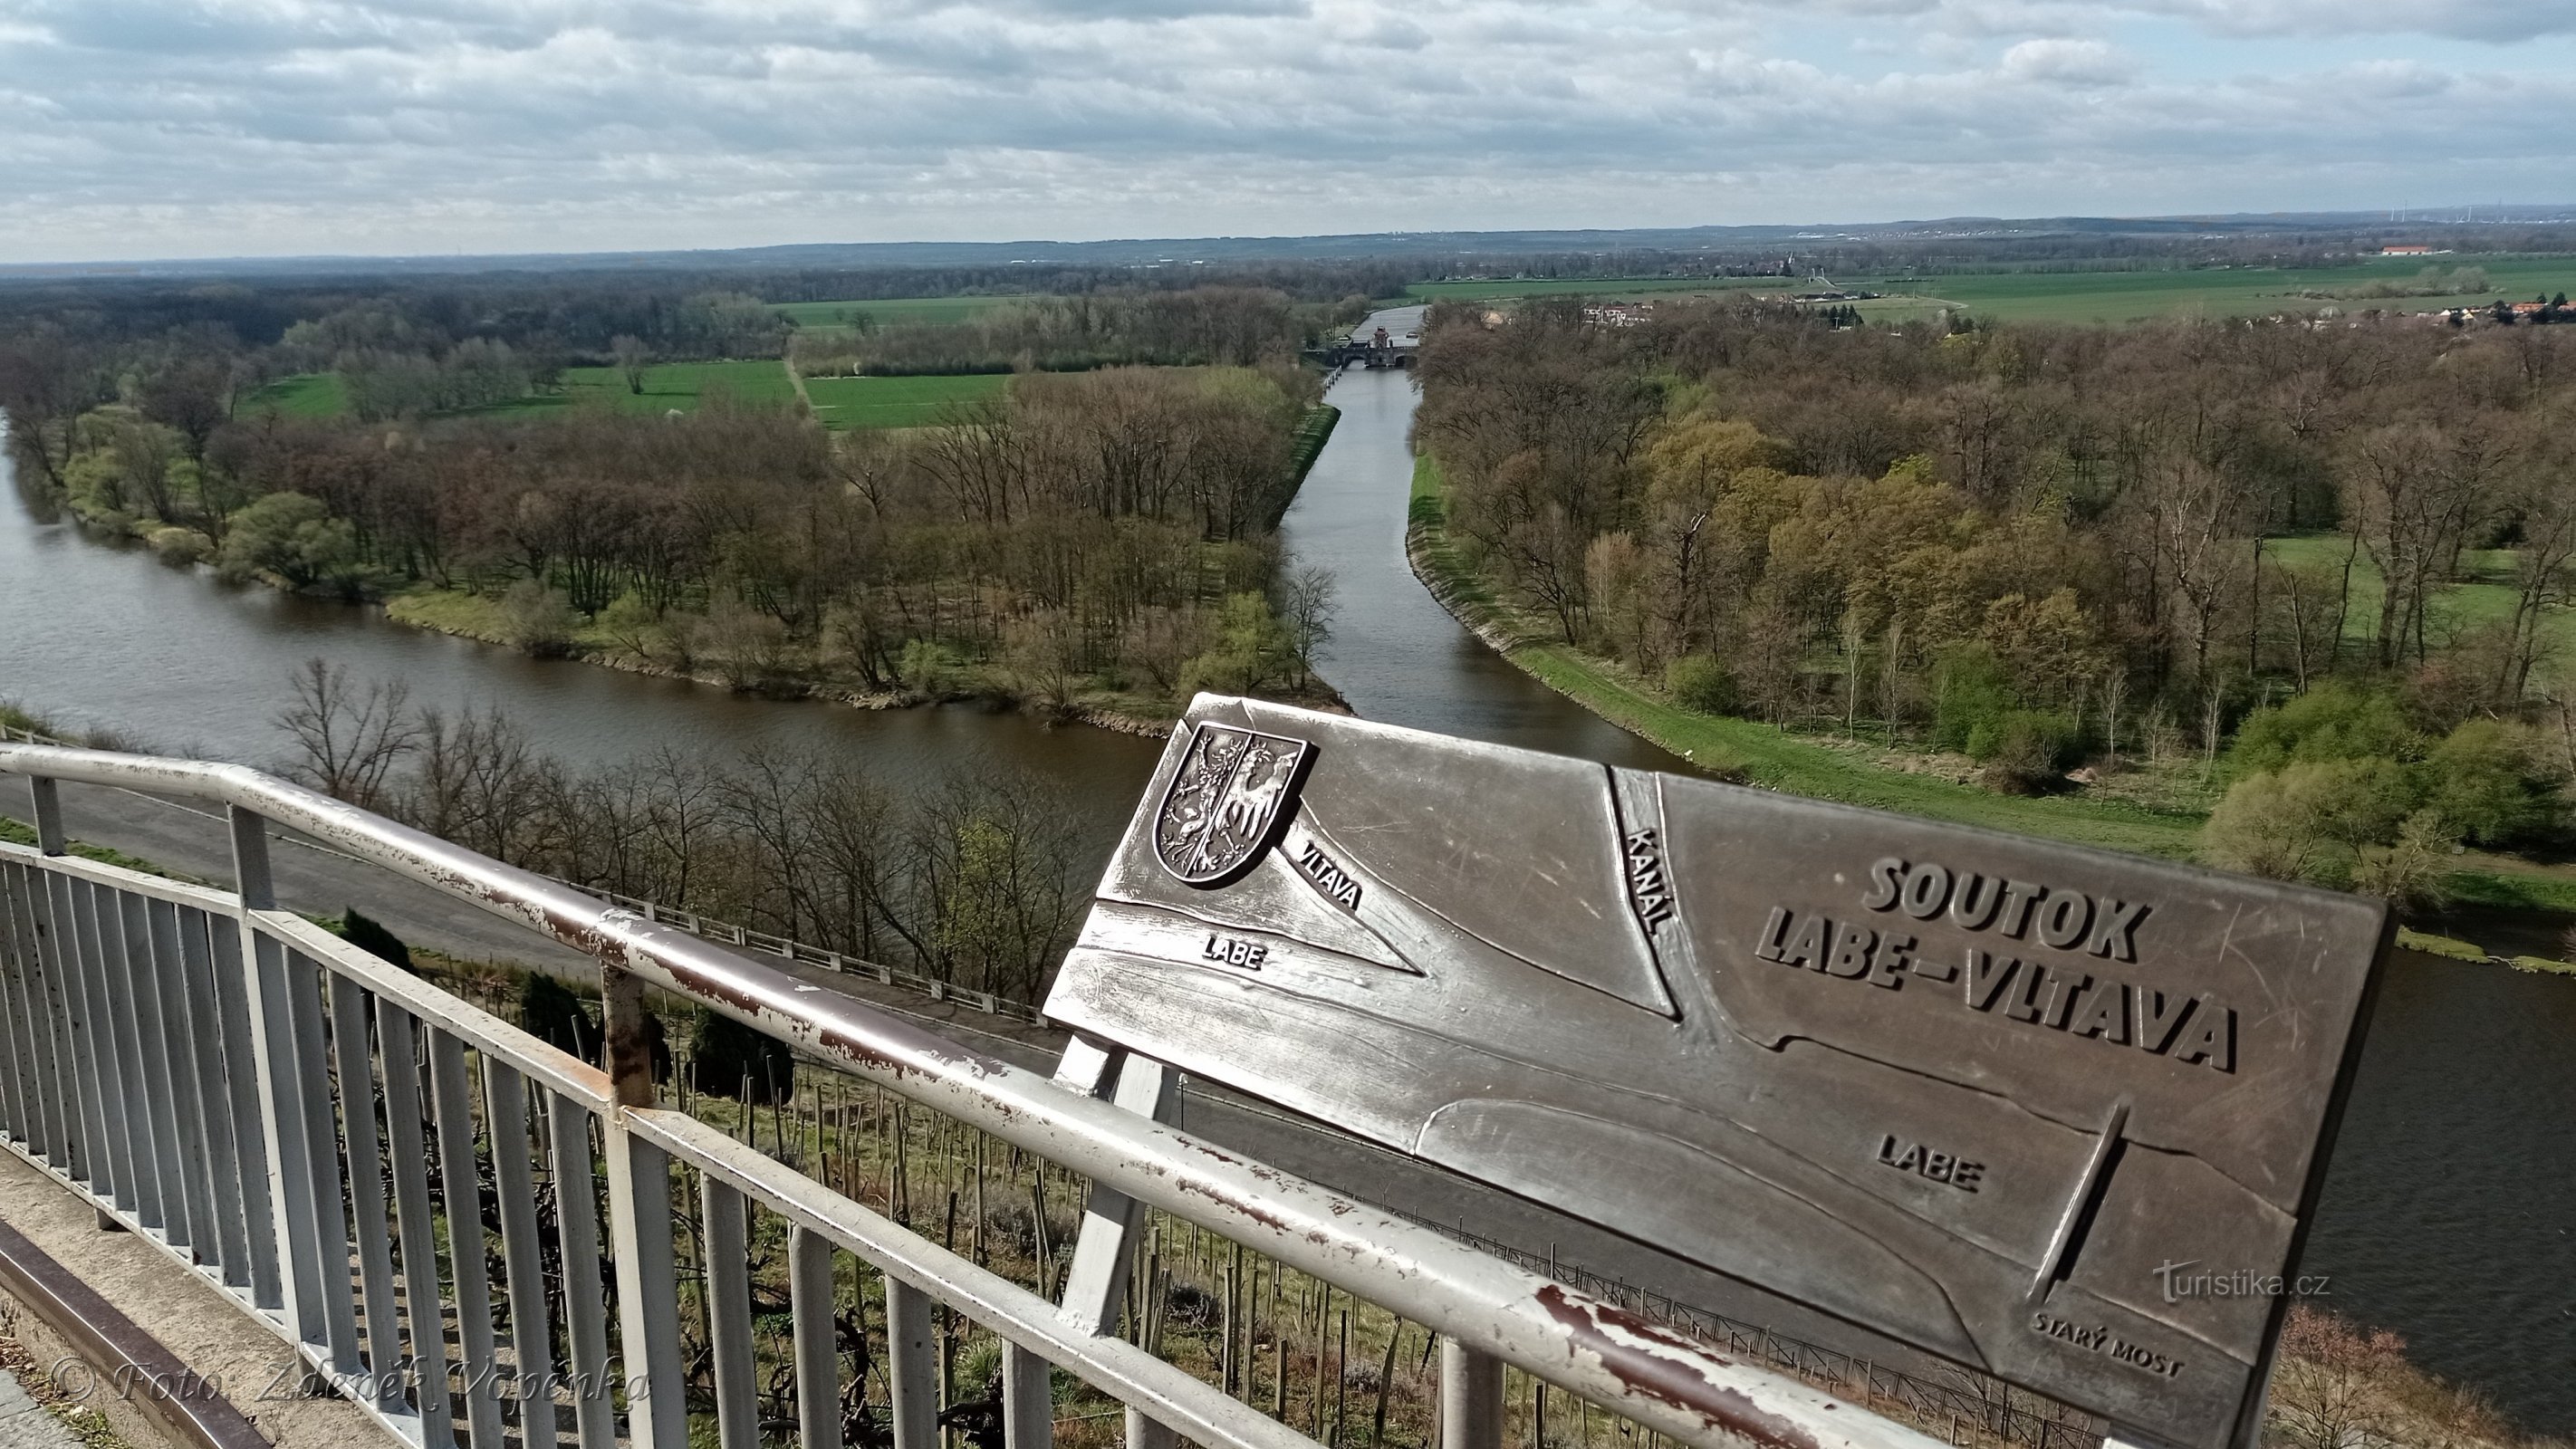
xmin=1048 ymin=696 xmax=2391 ymax=1449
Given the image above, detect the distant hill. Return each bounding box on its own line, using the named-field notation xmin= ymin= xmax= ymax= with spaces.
xmin=7 ymin=208 xmax=2574 ymax=281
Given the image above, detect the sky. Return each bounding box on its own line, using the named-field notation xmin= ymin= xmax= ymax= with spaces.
xmin=1 ymin=0 xmax=2571 ymax=264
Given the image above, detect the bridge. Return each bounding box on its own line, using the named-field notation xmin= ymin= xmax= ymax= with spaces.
xmin=0 ymin=703 xmax=2377 ymax=1449
xmin=1309 ymin=326 xmax=1418 ymax=369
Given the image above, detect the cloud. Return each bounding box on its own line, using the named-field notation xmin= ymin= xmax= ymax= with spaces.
xmin=1998 ymin=37 xmax=2134 ymax=85
xmin=0 ymin=0 xmax=2569 ymax=262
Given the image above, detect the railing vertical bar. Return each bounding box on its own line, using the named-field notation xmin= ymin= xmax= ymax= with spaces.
xmin=601 ymin=964 xmax=686 ymax=1449
xmin=331 ymin=972 xmax=405 ymax=1401
xmin=887 ymin=1276 xmax=938 ymax=1449
xmin=95 ymin=884 xmax=165 ymax=1229
xmin=123 ymin=893 xmax=188 ymax=1239
xmin=1440 ymin=1340 xmax=1504 ymax=1449
xmin=789 ymin=1223 xmax=843 ymax=1449
xmin=179 ymin=903 xmax=253 ymax=1286
xmin=483 ymin=1060 xmax=560 ymax=1449
xmin=1125 ymin=1409 xmax=1177 ymax=1449
xmin=0 ymin=866 xmax=40 ymax=1151
xmin=377 ymin=1002 xmax=457 ymax=1449
xmin=702 ymin=1176 xmax=760 ymax=1449
xmin=428 ymin=1026 xmax=509 ymax=1449
xmin=208 ymin=917 xmax=283 ymax=1309
xmin=283 ymin=948 xmax=363 ymax=1373
xmin=143 ymin=897 xmax=213 ymax=1255
xmin=20 ymin=863 xmax=80 ymax=1177
xmin=1004 ymin=1342 xmax=1055 ymax=1449
xmin=544 ymin=1090 xmax=616 ymax=1449
xmin=58 ymin=875 xmax=125 ymax=1203
xmin=230 ymin=806 xmax=337 ymax=1348
xmin=604 ymin=1125 xmax=687 ymax=1449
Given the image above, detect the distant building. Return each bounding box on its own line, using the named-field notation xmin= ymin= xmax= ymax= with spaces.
xmin=2380 ymin=245 xmax=2443 ymax=256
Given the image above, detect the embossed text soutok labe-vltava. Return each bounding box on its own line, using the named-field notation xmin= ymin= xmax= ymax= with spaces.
xmin=1047 ymin=696 xmax=2392 ymax=1449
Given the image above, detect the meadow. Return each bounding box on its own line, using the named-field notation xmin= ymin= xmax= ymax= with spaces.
xmin=2262 ymin=533 xmax=2576 ymax=660
xmin=771 ymin=294 xmax=1032 ymax=328
xmin=238 ymin=371 xmax=351 ymax=417
xmin=1408 ymin=254 xmax=2576 ymax=326
xmin=802 ymin=371 xmax=1008 ymax=429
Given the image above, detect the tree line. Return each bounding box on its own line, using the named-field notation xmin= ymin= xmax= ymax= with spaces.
xmin=1416 ymin=296 xmax=2576 ymax=898
xmin=278 ymin=660 xmax=1085 ymax=1005
xmin=14 ymin=352 xmax=1339 ymax=716
xmin=789 ymin=288 xmax=1334 ymax=378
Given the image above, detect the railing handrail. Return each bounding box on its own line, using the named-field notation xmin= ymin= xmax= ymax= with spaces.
xmin=0 ymin=740 xmax=1946 ymax=1449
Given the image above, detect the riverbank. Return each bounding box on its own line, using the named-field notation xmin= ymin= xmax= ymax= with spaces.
xmin=1404 ymin=454 xmax=2576 ymax=933
xmin=378 ymin=585 xmax=1248 ymax=735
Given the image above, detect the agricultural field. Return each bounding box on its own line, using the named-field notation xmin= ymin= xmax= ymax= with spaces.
xmin=801 ymin=371 xmax=1009 ymax=430
xmin=771 ymin=295 xmax=1032 ymax=329
xmin=239 ymin=371 xmax=351 ymax=417
xmin=237 ymin=360 xmax=801 ymax=421
xmin=1411 ymin=255 xmax=2576 ymax=327
xmin=1406 ymin=276 xmax=1776 ymax=303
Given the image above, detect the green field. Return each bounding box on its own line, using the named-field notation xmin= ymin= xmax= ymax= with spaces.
xmin=241 ymin=372 xmax=351 ymax=417
xmin=1410 ymin=255 xmax=2576 ymax=327
xmin=801 ymin=372 xmax=1009 ymax=429
xmin=772 ymin=295 xmax=1032 ymax=329
xmin=2263 ymin=533 xmax=2576 ymax=658
xmin=1407 ymin=276 xmax=1777 ymax=303
xmin=243 ymin=361 xmax=801 ymax=421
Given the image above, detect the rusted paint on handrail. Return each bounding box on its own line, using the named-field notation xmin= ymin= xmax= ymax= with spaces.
xmin=0 ymin=742 xmax=1946 ymax=1449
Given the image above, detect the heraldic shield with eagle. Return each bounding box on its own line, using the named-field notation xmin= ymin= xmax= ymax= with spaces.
xmin=1052 ymin=695 xmax=2391 ymax=1449
xmin=1152 ymin=724 xmax=1312 ymax=887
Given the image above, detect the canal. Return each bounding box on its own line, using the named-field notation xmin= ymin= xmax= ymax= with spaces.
xmin=3 ymin=328 xmax=2571 ymax=1428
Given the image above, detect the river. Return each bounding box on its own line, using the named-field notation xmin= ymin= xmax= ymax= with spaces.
xmin=3 ymin=323 xmax=2571 ymax=1429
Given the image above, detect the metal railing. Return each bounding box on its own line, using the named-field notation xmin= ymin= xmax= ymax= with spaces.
xmin=0 ymin=741 xmax=1949 ymax=1449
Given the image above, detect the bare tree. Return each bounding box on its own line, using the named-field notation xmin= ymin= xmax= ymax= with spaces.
xmin=610 ymin=335 xmax=650 ymax=396
xmin=275 ymin=659 xmax=416 ymax=808
xmin=1279 ymin=565 xmax=1338 ymax=689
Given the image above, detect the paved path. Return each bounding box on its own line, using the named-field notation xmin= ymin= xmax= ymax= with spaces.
xmin=0 ymin=1367 xmax=82 ymax=1449
xmin=6 ymin=776 xmax=1938 ymax=1379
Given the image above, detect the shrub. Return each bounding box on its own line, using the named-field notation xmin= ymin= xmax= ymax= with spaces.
xmin=1177 ymin=593 xmax=1296 ymax=698
xmin=2420 ymin=718 xmax=2558 ymax=846
xmin=1664 ymin=655 xmax=1738 ymax=715
xmin=2225 ymin=682 xmax=2414 ymax=781
xmin=502 ymin=579 xmax=577 ymax=657
xmin=2201 ymin=758 xmax=2418 ymax=888
xmin=1970 ymin=709 xmax=2086 ymax=789
xmin=515 ymin=973 xmax=595 ymax=1059
xmin=1931 ymin=647 xmax=2014 ymax=754
xmin=147 ymin=525 xmax=209 ymax=564
xmin=337 ymin=907 xmax=415 ymax=973
xmin=687 ymin=1005 xmax=796 ymax=1105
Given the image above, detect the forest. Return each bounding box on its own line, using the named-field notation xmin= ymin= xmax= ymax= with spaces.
xmin=1414 ymin=297 xmax=2576 ymax=900
xmin=0 ymin=277 xmax=1345 ymax=722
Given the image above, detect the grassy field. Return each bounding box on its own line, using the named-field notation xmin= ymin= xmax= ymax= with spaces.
xmin=801 ymin=371 xmax=1009 ymax=429
xmin=1407 ymin=276 xmax=1777 ymax=303
xmin=772 ymin=295 xmax=1031 ymax=329
xmin=2262 ymin=533 xmax=2576 ymax=660
xmin=1408 ymin=255 xmax=2576 ymax=327
xmin=1408 ymin=455 xmax=2576 ymax=914
xmin=240 ymin=372 xmax=351 ymax=417
xmin=242 ymin=360 xmax=803 ymax=422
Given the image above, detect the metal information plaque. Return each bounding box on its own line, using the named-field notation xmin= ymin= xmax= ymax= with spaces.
xmin=1045 ymin=698 xmax=2392 ymax=1449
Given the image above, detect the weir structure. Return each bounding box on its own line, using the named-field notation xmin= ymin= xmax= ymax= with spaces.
xmin=0 ymin=738 xmax=1945 ymax=1449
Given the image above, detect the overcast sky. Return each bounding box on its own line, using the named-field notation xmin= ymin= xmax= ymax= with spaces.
xmin=1 ymin=0 xmax=2570 ymax=264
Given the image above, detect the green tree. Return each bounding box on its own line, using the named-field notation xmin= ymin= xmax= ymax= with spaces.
xmin=2201 ymin=758 xmax=2417 ymax=888
xmin=1665 ymin=655 xmax=1738 ymax=715
xmin=2224 ymin=683 xmax=2414 ymax=781
xmin=1177 ymin=593 xmax=1297 ymax=698
xmin=216 ymin=491 xmax=361 ymax=592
